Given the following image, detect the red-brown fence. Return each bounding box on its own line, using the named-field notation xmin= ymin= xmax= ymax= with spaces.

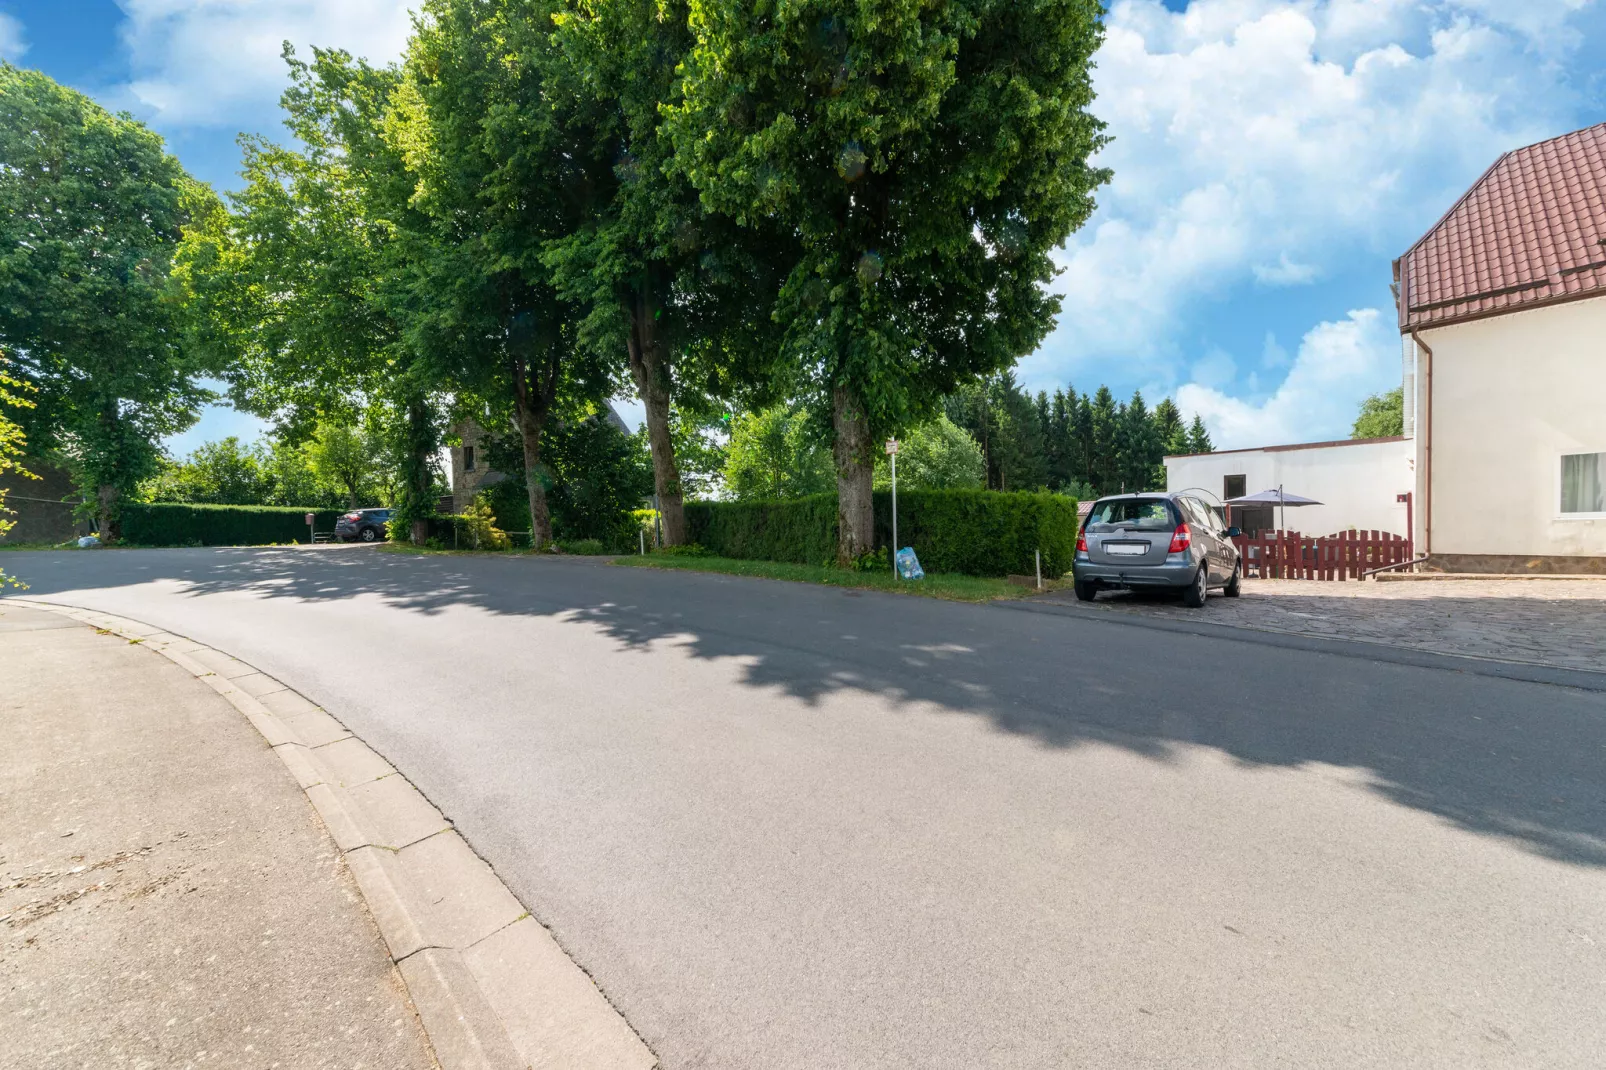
xmin=1232 ymin=530 xmax=1412 ymax=581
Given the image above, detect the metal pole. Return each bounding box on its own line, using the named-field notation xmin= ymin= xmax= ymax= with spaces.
xmin=640 ymin=527 xmax=646 ymax=555
xmin=891 ymin=451 xmax=898 ymax=575
xmin=1035 ymin=548 xmax=1042 ymax=590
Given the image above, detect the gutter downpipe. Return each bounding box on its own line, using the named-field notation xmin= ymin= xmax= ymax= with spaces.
xmin=1409 ymin=328 xmax=1433 ymax=561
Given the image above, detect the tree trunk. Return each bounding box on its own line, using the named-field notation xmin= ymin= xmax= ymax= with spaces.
xmin=832 ymin=384 xmax=875 ymax=566
xmin=626 ymin=293 xmax=686 ymax=546
xmin=96 ymin=483 xmax=120 ymax=543
xmin=515 ymin=397 xmax=552 ymax=547
xmin=406 ymin=396 xmax=433 ymax=544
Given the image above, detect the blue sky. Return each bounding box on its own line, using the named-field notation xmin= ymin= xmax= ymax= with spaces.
xmin=3 ymin=0 xmax=1603 ymax=453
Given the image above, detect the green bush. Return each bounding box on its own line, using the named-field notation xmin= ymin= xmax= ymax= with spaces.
xmin=557 ymin=538 xmax=608 ymax=556
xmin=121 ymin=503 xmax=344 ymax=546
xmin=683 ymin=490 xmax=1079 ymax=577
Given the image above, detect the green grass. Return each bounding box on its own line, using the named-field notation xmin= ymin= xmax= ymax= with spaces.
xmin=613 ymin=553 xmax=1058 ymax=602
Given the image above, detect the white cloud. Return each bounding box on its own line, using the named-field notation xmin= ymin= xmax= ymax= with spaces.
xmin=1177 ymin=307 xmax=1392 ymax=448
xmin=114 ymin=0 xmax=416 ymax=125
xmin=0 ymin=13 xmax=28 ymax=60
xmin=1023 ymin=0 xmax=1597 ymax=442
xmin=1253 ymin=253 xmax=1321 ymax=286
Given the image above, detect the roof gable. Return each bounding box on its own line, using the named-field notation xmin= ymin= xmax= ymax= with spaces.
xmin=1397 ymin=122 xmax=1606 ymax=332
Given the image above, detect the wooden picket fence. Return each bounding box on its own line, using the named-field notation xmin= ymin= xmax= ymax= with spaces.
xmin=1232 ymin=530 xmax=1412 ymax=581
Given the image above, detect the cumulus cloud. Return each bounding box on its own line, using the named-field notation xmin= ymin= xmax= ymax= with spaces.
xmin=1024 ymin=0 xmax=1596 ymax=443
xmin=114 ymin=0 xmax=415 ymax=125
xmin=0 ymin=13 xmax=28 ymax=60
xmin=1177 ymin=308 xmax=1393 ymax=449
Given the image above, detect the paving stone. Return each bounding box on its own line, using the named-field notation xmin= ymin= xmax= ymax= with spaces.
xmin=346 ymin=773 xmax=452 ymax=849
xmin=312 ymin=736 xmax=396 ymax=788
xmin=231 ymin=671 xmax=288 ymax=698
xmin=1041 ymin=578 xmax=1606 ymax=674
xmin=187 ymin=647 xmax=259 ymax=680
xmin=258 ymin=689 xmax=321 ymax=718
xmin=464 ymin=916 xmax=657 ymax=1070
xmin=284 ymin=707 xmax=353 ymax=748
xmin=398 ymin=831 xmax=526 ymax=951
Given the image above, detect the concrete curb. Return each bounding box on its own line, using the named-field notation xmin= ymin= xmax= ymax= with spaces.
xmin=9 ymin=599 xmax=658 ymax=1070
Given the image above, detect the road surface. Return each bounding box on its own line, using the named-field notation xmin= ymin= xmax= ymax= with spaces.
xmin=5 ymin=546 xmax=1604 ymax=1069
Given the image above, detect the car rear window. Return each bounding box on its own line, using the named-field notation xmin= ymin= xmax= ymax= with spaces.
xmin=1085 ymin=498 xmax=1177 ymax=532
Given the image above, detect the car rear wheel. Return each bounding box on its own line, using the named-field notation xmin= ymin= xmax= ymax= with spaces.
xmin=359 ymin=526 xmax=379 ymax=543
xmin=1182 ymin=565 xmax=1207 ymax=608
xmin=1224 ymin=562 xmax=1242 ymax=598
xmin=1074 ymin=579 xmax=1098 ymax=603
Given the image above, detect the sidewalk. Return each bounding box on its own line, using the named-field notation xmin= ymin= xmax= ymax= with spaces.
xmin=0 ymin=604 xmax=439 ymax=1070
xmin=1039 ymin=577 xmax=1606 ymax=674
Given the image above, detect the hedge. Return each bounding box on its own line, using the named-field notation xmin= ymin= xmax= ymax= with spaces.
xmin=683 ymin=490 xmax=1080 ymax=578
xmin=121 ymin=504 xmax=345 ymax=547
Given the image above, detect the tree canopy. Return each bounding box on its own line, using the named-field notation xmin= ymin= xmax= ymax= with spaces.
xmin=667 ymin=0 xmax=1110 ymax=561
xmin=1352 ymin=387 xmax=1404 ymax=439
xmin=0 ymin=65 xmax=218 ymax=538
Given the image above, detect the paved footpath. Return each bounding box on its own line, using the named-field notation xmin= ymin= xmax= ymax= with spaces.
xmin=0 ymin=603 xmax=438 ymax=1070
xmin=1044 ymin=577 xmax=1606 ymax=674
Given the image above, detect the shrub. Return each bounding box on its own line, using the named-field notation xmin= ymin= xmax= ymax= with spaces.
xmin=683 ymin=490 xmax=1079 ymax=577
xmin=120 ymin=503 xmax=343 ymax=547
xmin=557 ymin=538 xmax=608 ymax=556
xmin=653 ymin=542 xmax=709 ymax=558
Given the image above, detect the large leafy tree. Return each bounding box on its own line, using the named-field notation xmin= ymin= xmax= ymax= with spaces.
xmin=668 ymin=0 xmax=1109 ymax=563
xmin=1352 ymin=386 xmax=1404 ymax=439
xmin=546 ymin=0 xmax=786 ymax=543
xmin=393 ymin=0 xmax=620 ymax=547
xmin=176 ymin=48 xmax=445 ymax=540
xmin=0 ymin=66 xmax=219 ymax=539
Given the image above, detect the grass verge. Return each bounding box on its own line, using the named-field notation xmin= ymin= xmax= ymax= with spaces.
xmin=613 ymin=554 xmax=1059 ymax=603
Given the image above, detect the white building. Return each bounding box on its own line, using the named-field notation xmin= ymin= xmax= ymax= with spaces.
xmin=1395 ymin=123 xmax=1606 ymax=574
xmin=1168 ymin=122 xmax=1606 ymax=574
xmin=1165 ymin=437 xmax=1412 ymax=538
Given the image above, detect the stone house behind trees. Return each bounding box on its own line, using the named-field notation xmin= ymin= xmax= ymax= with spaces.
xmin=448 ymin=404 xmax=633 ymax=516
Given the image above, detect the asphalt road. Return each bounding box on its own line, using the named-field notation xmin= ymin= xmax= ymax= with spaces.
xmin=5 ymin=547 xmax=1604 ymax=1069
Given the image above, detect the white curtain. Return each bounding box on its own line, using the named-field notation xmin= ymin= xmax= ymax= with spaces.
xmin=1561 ymin=452 xmax=1606 ymax=514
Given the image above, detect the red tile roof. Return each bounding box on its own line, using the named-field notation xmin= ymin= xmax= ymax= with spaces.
xmin=1396 ymin=122 xmax=1606 ymax=332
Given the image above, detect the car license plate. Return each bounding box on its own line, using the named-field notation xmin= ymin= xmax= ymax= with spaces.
xmin=1106 ymin=542 xmax=1148 ymax=556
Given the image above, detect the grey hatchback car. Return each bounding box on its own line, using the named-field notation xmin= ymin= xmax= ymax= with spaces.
xmin=1072 ymin=492 xmax=1242 ymax=607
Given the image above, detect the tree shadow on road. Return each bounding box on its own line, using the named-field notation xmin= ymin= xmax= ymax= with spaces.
xmin=8 ymin=546 xmax=1605 ymax=869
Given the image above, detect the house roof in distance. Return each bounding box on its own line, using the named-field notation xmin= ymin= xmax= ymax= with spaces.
xmin=1395 ymin=122 xmax=1606 ymax=332
xmin=1164 ymin=435 xmax=1407 ymax=461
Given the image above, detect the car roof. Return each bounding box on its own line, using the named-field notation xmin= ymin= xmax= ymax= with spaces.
xmin=1092 ymin=492 xmax=1179 ymax=502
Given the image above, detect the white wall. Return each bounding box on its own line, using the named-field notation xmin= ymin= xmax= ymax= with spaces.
xmin=1413 ymin=295 xmax=1606 ymax=558
xmin=1166 ymin=438 xmax=1414 ymax=536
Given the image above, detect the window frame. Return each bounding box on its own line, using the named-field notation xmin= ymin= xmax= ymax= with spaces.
xmin=463 ymin=445 xmax=477 ymax=473
xmin=1557 ymin=450 xmax=1606 ymax=520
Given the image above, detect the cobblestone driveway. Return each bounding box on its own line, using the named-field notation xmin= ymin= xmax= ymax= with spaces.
xmin=1041 ymin=578 xmax=1606 ymax=675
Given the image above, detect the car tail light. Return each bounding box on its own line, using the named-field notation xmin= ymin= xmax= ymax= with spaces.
xmin=1076 ymin=531 xmax=1088 ymax=553
xmin=1167 ymin=523 xmax=1192 ymax=554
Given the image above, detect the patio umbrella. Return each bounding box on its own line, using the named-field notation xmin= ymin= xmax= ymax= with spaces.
xmin=1225 ymin=485 xmax=1323 ymax=533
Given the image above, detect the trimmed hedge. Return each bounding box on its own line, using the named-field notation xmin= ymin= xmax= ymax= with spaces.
xmin=684 ymin=490 xmax=1080 ymax=578
xmin=121 ymin=503 xmax=344 ymax=547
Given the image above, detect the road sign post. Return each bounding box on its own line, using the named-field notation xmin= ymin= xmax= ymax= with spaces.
xmin=305 ymin=512 xmax=315 ymax=545
xmin=886 ymin=439 xmax=900 ymax=575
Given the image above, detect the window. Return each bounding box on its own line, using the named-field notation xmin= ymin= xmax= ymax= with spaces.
xmin=463 ymin=445 xmax=476 ymax=472
xmin=1223 ymin=474 xmax=1247 ymax=500
xmin=1561 ymin=452 xmax=1606 ymax=516
xmin=1086 ymin=498 xmax=1178 ymax=532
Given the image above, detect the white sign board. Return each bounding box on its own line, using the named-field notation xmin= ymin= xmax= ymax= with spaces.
xmin=885 ymin=438 xmax=899 ymax=455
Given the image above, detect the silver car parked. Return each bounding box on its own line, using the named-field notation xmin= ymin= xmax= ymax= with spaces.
xmin=1072 ymin=492 xmax=1242 ymax=608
